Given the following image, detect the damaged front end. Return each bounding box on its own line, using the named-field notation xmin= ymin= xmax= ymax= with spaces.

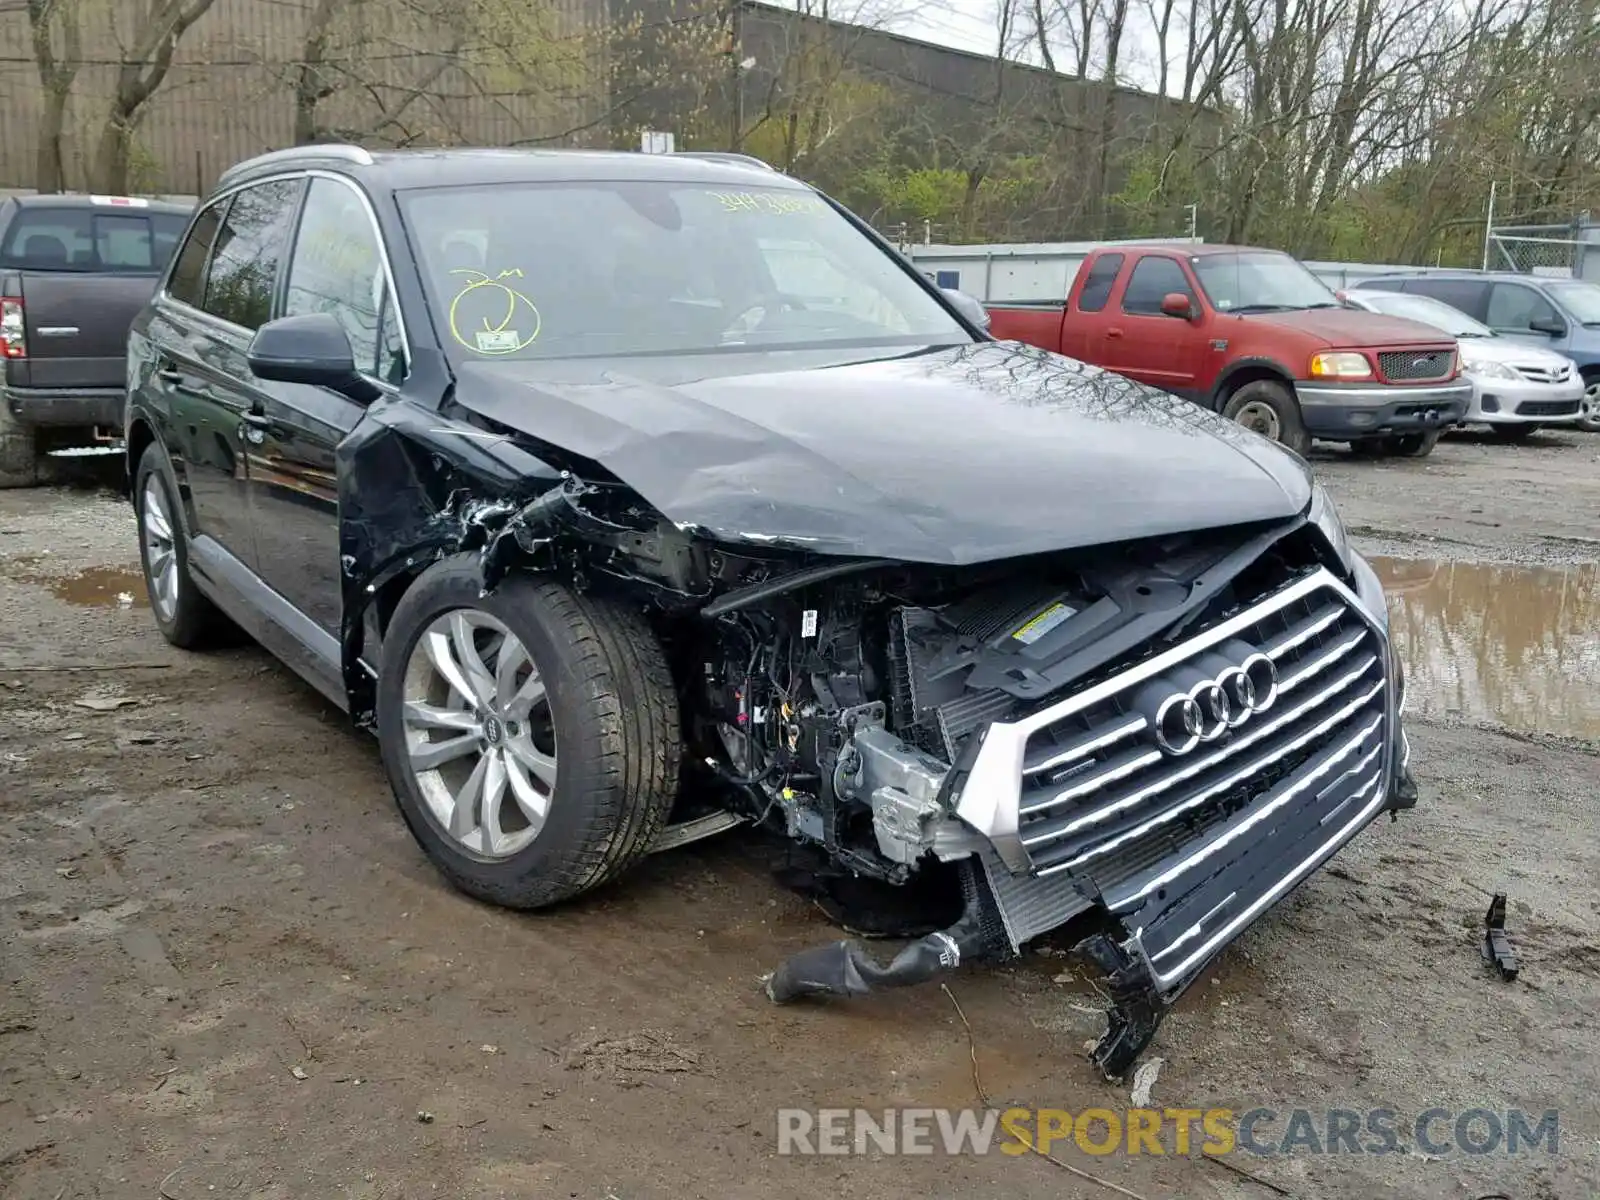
xmin=339 ymin=403 xmax=1413 ymax=1082
xmin=752 ymin=529 xmax=1416 ymax=1079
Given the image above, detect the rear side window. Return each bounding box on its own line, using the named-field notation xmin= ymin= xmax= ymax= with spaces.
xmin=167 ymin=202 xmax=225 ymax=308
xmin=1121 ymin=256 xmax=1195 ymax=315
xmin=1077 ymin=254 xmax=1123 ymax=312
xmin=202 ymin=179 xmax=304 ymax=331
xmin=0 ymin=206 xmax=192 ymax=272
xmin=1405 ymin=278 xmax=1488 ymax=318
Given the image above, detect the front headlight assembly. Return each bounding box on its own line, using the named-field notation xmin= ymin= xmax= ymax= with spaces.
xmin=1461 ymin=356 xmax=1520 ymax=381
xmin=1307 ymin=481 xmax=1352 ymax=571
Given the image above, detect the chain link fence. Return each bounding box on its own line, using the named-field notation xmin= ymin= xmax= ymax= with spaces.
xmin=1486 ymin=225 xmax=1598 ymax=279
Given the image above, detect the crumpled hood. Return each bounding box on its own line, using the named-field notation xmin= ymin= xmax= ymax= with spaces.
xmin=1240 ymin=308 xmax=1456 ymax=349
xmin=452 ymin=341 xmax=1312 ymax=565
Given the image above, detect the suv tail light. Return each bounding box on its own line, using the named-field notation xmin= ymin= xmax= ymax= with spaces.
xmin=0 ymin=297 xmax=25 ymax=359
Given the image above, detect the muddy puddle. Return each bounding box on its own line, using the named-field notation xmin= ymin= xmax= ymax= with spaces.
xmin=2 ymin=556 xmax=148 ymax=609
xmin=1373 ymin=556 xmax=1600 ymax=739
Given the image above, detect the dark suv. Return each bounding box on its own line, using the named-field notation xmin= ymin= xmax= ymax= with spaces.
xmin=127 ymin=145 xmax=1414 ymax=1077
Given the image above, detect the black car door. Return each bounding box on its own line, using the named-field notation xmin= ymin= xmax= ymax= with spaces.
xmin=146 ymin=179 xmax=304 ymax=577
xmin=244 ymin=174 xmax=407 ymax=636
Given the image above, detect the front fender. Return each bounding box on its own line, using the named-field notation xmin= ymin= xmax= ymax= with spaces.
xmin=336 ymin=396 xmax=564 ymax=723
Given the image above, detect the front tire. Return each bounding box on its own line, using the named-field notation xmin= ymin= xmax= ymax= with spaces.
xmin=1578 ymin=371 xmax=1600 ymax=432
xmin=376 ymin=557 xmax=681 ymax=909
xmin=1220 ymin=379 xmax=1310 ymax=456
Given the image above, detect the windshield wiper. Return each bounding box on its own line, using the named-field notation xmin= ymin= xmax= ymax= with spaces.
xmin=1301 ymin=302 xmax=1343 ymax=309
xmin=1228 ymin=303 xmax=1298 ymax=314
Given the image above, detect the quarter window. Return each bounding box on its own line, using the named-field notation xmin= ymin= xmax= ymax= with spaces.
xmin=166 ymin=202 xmax=225 ymax=308
xmin=283 ymin=177 xmax=403 ymax=381
xmin=203 ymin=179 xmax=303 ymax=330
xmin=1121 ymin=257 xmax=1194 ymax=315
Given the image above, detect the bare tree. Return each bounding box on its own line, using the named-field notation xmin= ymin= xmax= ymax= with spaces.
xmin=24 ymin=0 xmax=82 ymax=192
xmin=92 ymin=0 xmax=219 ymax=193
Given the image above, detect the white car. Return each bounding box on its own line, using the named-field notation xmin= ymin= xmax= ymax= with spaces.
xmin=1342 ymin=289 xmax=1583 ymax=440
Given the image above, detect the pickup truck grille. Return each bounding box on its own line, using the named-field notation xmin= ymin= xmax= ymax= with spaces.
xmin=1377 ymin=349 xmax=1453 ymax=382
xmin=1009 ymin=576 xmax=1387 ymax=899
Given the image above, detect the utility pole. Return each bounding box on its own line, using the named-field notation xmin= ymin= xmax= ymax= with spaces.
xmin=1185 ymin=203 xmax=1198 ymax=240
xmin=727 ymin=0 xmax=743 ymax=152
xmin=1482 ymin=181 xmax=1497 ymax=271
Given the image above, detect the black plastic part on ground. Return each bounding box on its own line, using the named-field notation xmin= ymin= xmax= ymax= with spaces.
xmin=765 ymin=859 xmax=1009 ymax=1003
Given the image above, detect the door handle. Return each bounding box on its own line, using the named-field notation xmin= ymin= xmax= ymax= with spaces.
xmin=1106 ymin=327 xmax=1125 ymax=338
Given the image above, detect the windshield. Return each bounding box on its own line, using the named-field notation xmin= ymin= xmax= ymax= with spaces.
xmin=399 ymin=181 xmax=970 ymax=361
xmin=1358 ymin=291 xmax=1492 ymax=337
xmin=1191 ymin=252 xmax=1341 ymax=313
xmin=1545 ymin=280 xmax=1600 ymax=326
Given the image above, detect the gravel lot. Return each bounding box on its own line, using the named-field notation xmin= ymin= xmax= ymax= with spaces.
xmin=2 ymin=428 xmax=1597 ymax=1200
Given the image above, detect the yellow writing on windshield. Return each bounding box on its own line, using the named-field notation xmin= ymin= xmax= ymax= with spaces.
xmin=447 ymin=267 xmax=541 ymax=355
xmin=707 ymin=191 xmax=827 ymax=216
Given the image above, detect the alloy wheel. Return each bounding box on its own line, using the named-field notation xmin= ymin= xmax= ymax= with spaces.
xmin=1581 ymin=379 xmax=1600 ymax=431
xmin=400 ymin=609 xmax=558 ymax=859
xmin=140 ymin=476 xmax=179 ymax=621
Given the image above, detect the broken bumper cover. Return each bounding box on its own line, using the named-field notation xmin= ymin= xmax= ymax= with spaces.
xmin=949 ymin=566 xmax=1411 ymax=1074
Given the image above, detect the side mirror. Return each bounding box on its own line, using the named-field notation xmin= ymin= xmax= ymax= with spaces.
xmin=1333 ymin=289 xmax=1349 ymax=304
xmin=247 ymin=313 xmax=379 ymax=402
xmin=941 ymin=287 xmax=992 ymax=332
xmin=1160 ymin=292 xmax=1196 ymax=319
xmin=1529 ymin=316 xmax=1567 ymax=337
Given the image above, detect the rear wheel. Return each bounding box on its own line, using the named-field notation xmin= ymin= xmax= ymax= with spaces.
xmin=1490 ymin=424 xmax=1540 ymax=442
xmin=134 ymin=443 xmax=233 ymax=648
xmin=0 ymin=399 xmax=43 ymax=489
xmin=377 ymin=558 xmax=681 ymax=910
xmin=1220 ymin=379 xmax=1310 ymax=456
xmin=1385 ymin=430 xmax=1441 ymax=458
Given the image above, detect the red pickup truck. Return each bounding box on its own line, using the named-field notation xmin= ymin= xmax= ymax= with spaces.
xmin=985 ymin=244 xmax=1472 ymax=458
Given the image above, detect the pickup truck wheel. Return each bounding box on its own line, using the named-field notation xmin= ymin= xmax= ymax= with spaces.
xmin=0 ymin=398 xmax=42 ymax=488
xmin=1490 ymin=424 xmax=1540 ymax=442
xmin=134 ymin=444 xmax=234 ymax=648
xmin=1385 ymin=430 xmax=1441 ymax=458
xmin=1220 ymin=380 xmax=1310 ymax=456
xmin=376 ymin=558 xmax=681 ymax=910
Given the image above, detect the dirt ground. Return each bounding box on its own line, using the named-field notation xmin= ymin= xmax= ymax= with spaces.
xmin=2 ymin=428 xmax=1597 ymax=1200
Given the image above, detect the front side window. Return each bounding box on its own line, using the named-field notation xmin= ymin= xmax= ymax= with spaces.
xmin=1403 ymin=278 xmax=1487 ymax=317
xmin=166 ymin=202 xmax=225 ymax=308
xmin=1121 ymin=256 xmax=1194 ymax=315
xmin=283 ymin=177 xmax=403 ymax=382
xmin=1485 ymin=283 xmax=1557 ymax=331
xmin=399 ymin=180 xmax=971 ymax=362
xmin=1191 ymin=251 xmax=1340 ymax=313
xmin=203 ymin=179 xmax=303 ymax=331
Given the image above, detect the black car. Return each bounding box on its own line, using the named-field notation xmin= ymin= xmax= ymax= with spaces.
xmin=125 ymin=144 xmax=1416 ymax=1077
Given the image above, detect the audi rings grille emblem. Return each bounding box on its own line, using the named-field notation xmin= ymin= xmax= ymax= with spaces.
xmin=1153 ymin=654 xmax=1279 ymax=756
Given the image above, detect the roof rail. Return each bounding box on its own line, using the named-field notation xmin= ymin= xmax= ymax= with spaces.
xmin=217 ymin=143 xmax=374 ymax=187
xmin=668 ymin=151 xmax=776 ymax=171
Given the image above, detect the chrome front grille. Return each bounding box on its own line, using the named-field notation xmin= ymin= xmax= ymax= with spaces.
xmin=952 ymin=570 xmax=1391 ymax=885
xmin=1512 ymin=362 xmax=1572 ymax=384
xmin=1377 ymin=349 xmax=1452 ymax=382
